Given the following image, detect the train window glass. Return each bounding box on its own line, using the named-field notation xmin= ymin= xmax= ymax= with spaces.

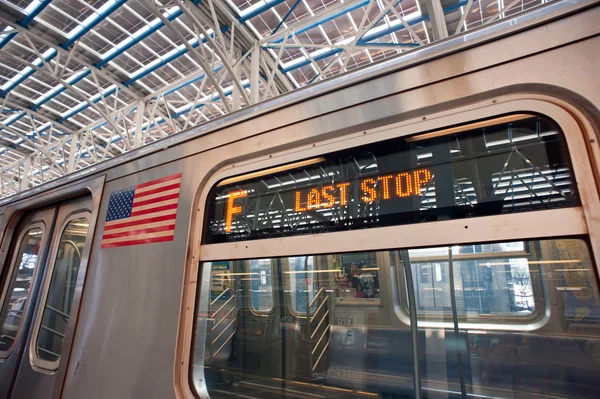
xmin=193 ymin=238 xmax=600 ymax=399
xmin=287 ymin=256 xmax=316 ymax=313
xmin=337 ymin=252 xmax=381 ymax=301
xmin=286 ymin=254 xmax=381 ymax=314
xmin=33 ymin=217 xmax=89 ymax=368
xmin=0 ymin=227 xmax=43 ymax=354
xmin=408 ymin=238 xmax=600 ymax=398
xmin=406 ymin=241 xmax=538 ymax=318
xmin=205 ymin=115 xmax=576 ymax=244
xmin=249 ymin=259 xmax=273 ymax=312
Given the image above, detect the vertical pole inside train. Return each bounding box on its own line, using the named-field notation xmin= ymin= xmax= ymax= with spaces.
xmin=448 ymin=249 xmax=467 ymax=399
xmin=276 ymin=258 xmax=287 ymax=390
xmin=401 ymin=250 xmax=422 ymax=398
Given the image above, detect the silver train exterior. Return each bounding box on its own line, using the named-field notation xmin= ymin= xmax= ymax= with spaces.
xmin=0 ymin=0 xmax=600 ymax=398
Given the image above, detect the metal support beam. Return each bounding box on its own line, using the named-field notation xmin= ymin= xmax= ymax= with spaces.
xmin=424 ymin=0 xmax=449 ymax=40
xmin=141 ymin=0 xmax=233 ymax=113
xmin=455 ymin=0 xmax=475 ymax=35
xmin=262 ymin=0 xmax=370 ymax=45
xmin=20 ymin=155 xmax=31 ymax=191
xmin=66 ymin=132 xmax=79 ymax=173
xmin=2 ymin=99 xmax=77 ymax=135
xmin=134 ymin=100 xmax=146 ymax=148
xmin=0 ymin=7 xmax=135 ymax=99
xmin=250 ymin=44 xmax=260 ymax=105
xmin=0 ymin=0 xmax=540 ymax=201
xmin=232 ymin=48 xmax=242 ymax=111
xmin=175 ymin=0 xmax=251 ymax=106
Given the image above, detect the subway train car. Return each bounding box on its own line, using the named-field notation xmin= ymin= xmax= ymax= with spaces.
xmin=1 ymin=1 xmax=600 ymax=398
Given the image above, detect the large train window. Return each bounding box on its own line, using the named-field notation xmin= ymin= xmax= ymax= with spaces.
xmin=0 ymin=226 xmax=44 ymax=355
xmin=193 ymin=113 xmax=600 ymax=399
xmin=31 ymin=215 xmax=90 ymax=370
xmin=404 ymin=241 xmax=542 ymax=321
xmin=194 ymin=238 xmax=600 ymax=398
xmin=204 ymin=114 xmax=576 ymax=243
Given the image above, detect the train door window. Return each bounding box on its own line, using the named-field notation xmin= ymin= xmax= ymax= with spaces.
xmin=0 ymin=226 xmax=44 ymax=354
xmin=31 ymin=215 xmax=90 ymax=370
xmin=406 ymin=242 xmax=538 ymax=319
xmin=249 ymin=259 xmax=273 ymax=312
xmin=287 ymin=256 xmax=315 ymax=313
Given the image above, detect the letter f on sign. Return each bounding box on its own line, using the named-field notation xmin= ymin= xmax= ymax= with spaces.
xmin=225 ymin=190 xmax=247 ymax=232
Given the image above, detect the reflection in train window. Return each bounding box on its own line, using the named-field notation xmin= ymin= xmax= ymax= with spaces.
xmin=407 ymin=241 xmax=538 ymax=318
xmin=336 ymin=252 xmax=380 ymax=300
xmin=249 ymin=259 xmax=273 ymax=313
xmin=287 ymin=256 xmax=315 ymax=313
xmin=0 ymin=227 xmax=43 ymax=354
xmin=34 ymin=217 xmax=89 ymax=368
xmin=194 ymin=238 xmax=600 ymax=399
xmin=286 ymin=254 xmax=381 ymax=314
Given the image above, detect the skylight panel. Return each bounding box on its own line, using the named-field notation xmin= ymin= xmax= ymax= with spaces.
xmin=100 ymin=5 xmax=181 ymax=61
xmin=23 ymin=0 xmax=46 ymax=14
xmin=239 ymin=0 xmax=280 ymax=18
xmin=65 ymin=0 xmax=122 ymax=40
xmin=0 ymin=46 xmax=56 ymax=92
xmin=31 ymin=68 xmax=89 ymax=106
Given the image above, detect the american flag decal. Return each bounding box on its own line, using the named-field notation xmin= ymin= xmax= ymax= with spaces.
xmin=101 ymin=173 xmax=182 ymax=248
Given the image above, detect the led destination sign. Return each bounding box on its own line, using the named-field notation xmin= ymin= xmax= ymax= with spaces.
xmin=205 ymin=115 xmax=576 ymax=244
xmin=295 ymin=168 xmax=431 ymax=210
xmin=224 ymin=168 xmax=432 ymax=232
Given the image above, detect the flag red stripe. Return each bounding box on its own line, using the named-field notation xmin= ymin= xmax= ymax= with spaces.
xmin=130 ymin=203 xmax=178 ymax=217
xmin=135 ymin=173 xmax=182 ymax=189
xmin=104 ymin=214 xmax=177 ymax=231
xmin=100 ymin=235 xmax=174 ymax=248
xmin=101 ymin=224 xmax=175 ymax=240
xmin=134 ymin=183 xmax=181 ymax=199
xmin=132 ymin=192 xmax=180 ymax=208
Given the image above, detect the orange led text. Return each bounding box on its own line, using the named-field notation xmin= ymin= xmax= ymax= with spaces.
xmin=225 ymin=190 xmax=248 ymax=232
xmin=293 ymin=168 xmax=432 ymax=211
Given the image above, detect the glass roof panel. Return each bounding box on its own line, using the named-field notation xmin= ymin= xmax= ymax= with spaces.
xmin=3 ymin=0 xmax=30 ymax=9
xmin=0 ymin=0 xmax=559 ymax=198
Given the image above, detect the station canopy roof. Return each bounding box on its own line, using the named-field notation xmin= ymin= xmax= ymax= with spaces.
xmin=0 ymin=0 xmax=552 ymax=198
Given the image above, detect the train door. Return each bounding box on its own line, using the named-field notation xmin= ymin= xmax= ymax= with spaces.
xmin=285 ymin=255 xmax=332 ymax=381
xmin=0 ymin=195 xmax=93 ymax=399
xmin=280 ymin=255 xmax=321 ymax=385
xmin=0 ymin=206 xmax=56 ymax=398
xmin=204 ymin=258 xmax=281 ymax=390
